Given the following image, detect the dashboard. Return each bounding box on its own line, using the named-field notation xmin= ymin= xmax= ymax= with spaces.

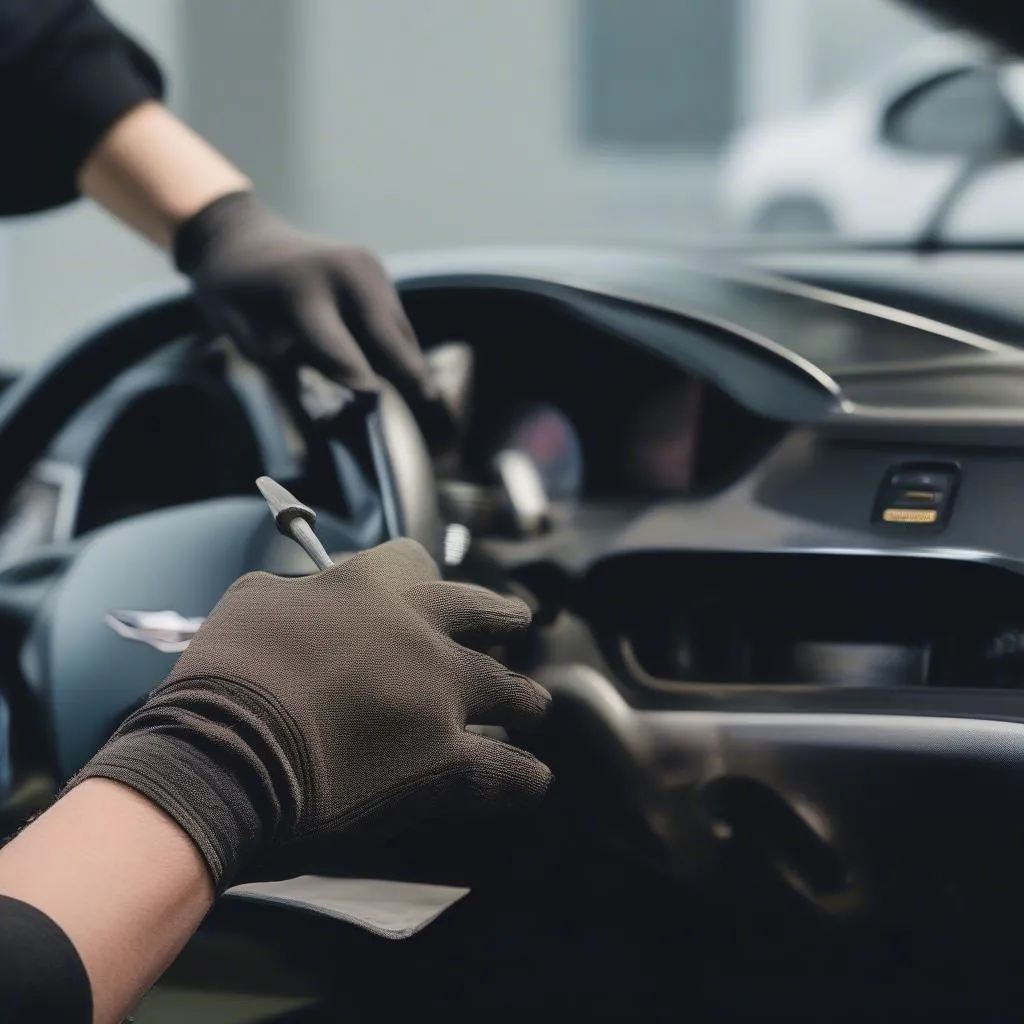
xmin=492 ymin=376 xmax=712 ymax=498
xmin=381 ymin=249 xmax=1024 ymax=927
xmin=402 ymin=283 xmax=786 ymax=510
xmin=0 ymin=282 xmax=787 ymax=593
xmin=10 ymin=247 xmax=1024 ymax=932
xmin=384 ymin=251 xmax=1024 ymax=714
xmin=486 ymin=373 xmax=780 ymax=501
xmin=9 ymin=251 xmax=1024 ymax=706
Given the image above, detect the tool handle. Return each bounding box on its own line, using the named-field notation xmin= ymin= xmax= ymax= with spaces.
xmin=292 ymin=519 xmax=334 ymax=570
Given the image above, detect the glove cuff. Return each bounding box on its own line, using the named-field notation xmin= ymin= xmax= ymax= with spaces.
xmin=173 ymin=189 xmax=259 ymax=276
xmin=69 ymin=729 xmax=264 ymax=892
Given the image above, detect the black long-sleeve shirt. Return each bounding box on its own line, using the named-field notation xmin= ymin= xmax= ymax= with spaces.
xmin=0 ymin=895 xmax=94 ymax=1020
xmin=0 ymin=3 xmax=163 ymax=1018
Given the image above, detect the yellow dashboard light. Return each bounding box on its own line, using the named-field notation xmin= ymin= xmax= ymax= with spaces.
xmin=882 ymin=508 xmax=938 ymax=524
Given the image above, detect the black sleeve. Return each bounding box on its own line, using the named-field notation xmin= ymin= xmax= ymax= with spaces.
xmin=0 ymin=894 xmax=92 ymax=1021
xmin=0 ymin=0 xmax=165 ymax=215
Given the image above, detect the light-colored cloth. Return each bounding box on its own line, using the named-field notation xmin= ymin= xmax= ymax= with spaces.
xmin=225 ymin=876 xmax=470 ymax=940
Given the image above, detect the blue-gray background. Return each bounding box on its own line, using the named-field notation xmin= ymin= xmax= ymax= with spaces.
xmin=0 ymin=0 xmax=932 ymax=364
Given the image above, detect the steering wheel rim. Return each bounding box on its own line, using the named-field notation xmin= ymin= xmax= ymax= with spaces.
xmin=0 ymin=287 xmax=440 ymax=543
xmin=0 ymin=289 xmax=438 ymax=821
xmin=0 ymin=288 xmax=198 ymax=503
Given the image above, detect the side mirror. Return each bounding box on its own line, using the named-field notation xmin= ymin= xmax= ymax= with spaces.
xmin=882 ymin=65 xmax=1024 ymax=158
xmin=996 ymin=64 xmax=1024 ymax=153
xmin=910 ymin=62 xmax=1024 ymax=247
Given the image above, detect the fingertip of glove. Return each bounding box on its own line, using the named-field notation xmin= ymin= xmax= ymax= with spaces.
xmin=503 ymin=593 xmax=534 ymax=625
xmin=435 ymin=582 xmax=534 ymax=633
xmin=531 ymin=757 xmax=555 ymax=796
xmin=462 ymin=734 xmax=554 ymax=810
xmin=508 ymin=672 xmax=552 ymax=728
xmin=510 ymin=752 xmax=554 ymax=806
xmin=532 ymin=679 xmax=553 ymax=717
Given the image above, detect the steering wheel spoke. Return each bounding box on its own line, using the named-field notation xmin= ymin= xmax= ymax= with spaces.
xmin=0 ymin=542 xmax=82 ymax=632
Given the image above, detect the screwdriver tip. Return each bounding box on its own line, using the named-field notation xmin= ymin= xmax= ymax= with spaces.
xmin=256 ymin=476 xmax=317 ymax=531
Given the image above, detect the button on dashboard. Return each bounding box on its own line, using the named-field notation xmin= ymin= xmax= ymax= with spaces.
xmin=874 ymin=462 xmax=959 ymax=530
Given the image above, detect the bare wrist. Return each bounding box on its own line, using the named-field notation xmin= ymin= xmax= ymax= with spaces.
xmin=78 ymin=101 xmax=251 ymax=249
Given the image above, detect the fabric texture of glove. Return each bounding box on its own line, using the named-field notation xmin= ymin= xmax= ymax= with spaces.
xmin=173 ymin=190 xmax=453 ymax=445
xmin=70 ymin=539 xmax=552 ymax=890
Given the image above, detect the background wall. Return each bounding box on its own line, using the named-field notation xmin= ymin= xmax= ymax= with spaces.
xmin=808 ymin=0 xmax=933 ymax=96
xmin=0 ymin=0 xmax=936 ymax=365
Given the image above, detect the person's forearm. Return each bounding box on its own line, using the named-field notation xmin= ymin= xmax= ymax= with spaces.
xmin=77 ymin=100 xmax=251 ymax=249
xmin=0 ymin=778 xmax=214 ymax=1024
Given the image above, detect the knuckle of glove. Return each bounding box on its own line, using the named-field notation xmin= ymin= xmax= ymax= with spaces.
xmin=335 ymin=537 xmax=441 ymax=591
xmin=226 ymin=569 xmax=283 ymax=596
xmin=168 ymin=572 xmax=301 ymax=680
xmin=188 ymin=572 xmax=279 ymax=640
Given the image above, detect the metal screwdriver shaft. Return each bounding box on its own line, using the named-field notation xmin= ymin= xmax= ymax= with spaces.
xmin=256 ymin=476 xmax=335 ymax=570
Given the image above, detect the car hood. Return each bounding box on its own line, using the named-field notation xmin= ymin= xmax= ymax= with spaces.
xmin=902 ymin=0 xmax=1024 ymax=55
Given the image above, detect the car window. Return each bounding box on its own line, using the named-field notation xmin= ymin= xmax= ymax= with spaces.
xmin=885 ymin=68 xmax=1006 ymax=154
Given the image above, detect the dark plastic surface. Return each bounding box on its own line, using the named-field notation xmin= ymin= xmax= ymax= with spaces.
xmin=538 ymin=662 xmax=1024 ymax=923
xmin=390 ymin=247 xmax=1024 ymax=442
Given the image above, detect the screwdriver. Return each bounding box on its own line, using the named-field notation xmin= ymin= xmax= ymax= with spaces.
xmin=256 ymin=476 xmax=335 ymax=570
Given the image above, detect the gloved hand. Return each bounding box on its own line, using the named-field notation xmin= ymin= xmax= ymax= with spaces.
xmin=173 ymin=190 xmax=453 ymax=445
xmin=71 ymin=539 xmax=552 ymax=890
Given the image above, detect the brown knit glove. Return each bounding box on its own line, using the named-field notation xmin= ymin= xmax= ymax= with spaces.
xmin=71 ymin=539 xmax=552 ymax=889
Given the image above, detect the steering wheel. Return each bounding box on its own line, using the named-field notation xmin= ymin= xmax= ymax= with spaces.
xmin=0 ymin=290 xmax=438 ymax=825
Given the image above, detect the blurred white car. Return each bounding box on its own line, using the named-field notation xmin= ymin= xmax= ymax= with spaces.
xmin=720 ymin=33 xmax=1024 ymax=241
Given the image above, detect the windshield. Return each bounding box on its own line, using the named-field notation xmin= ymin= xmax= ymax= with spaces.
xmin=2 ymin=0 xmax=1010 ymax=366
